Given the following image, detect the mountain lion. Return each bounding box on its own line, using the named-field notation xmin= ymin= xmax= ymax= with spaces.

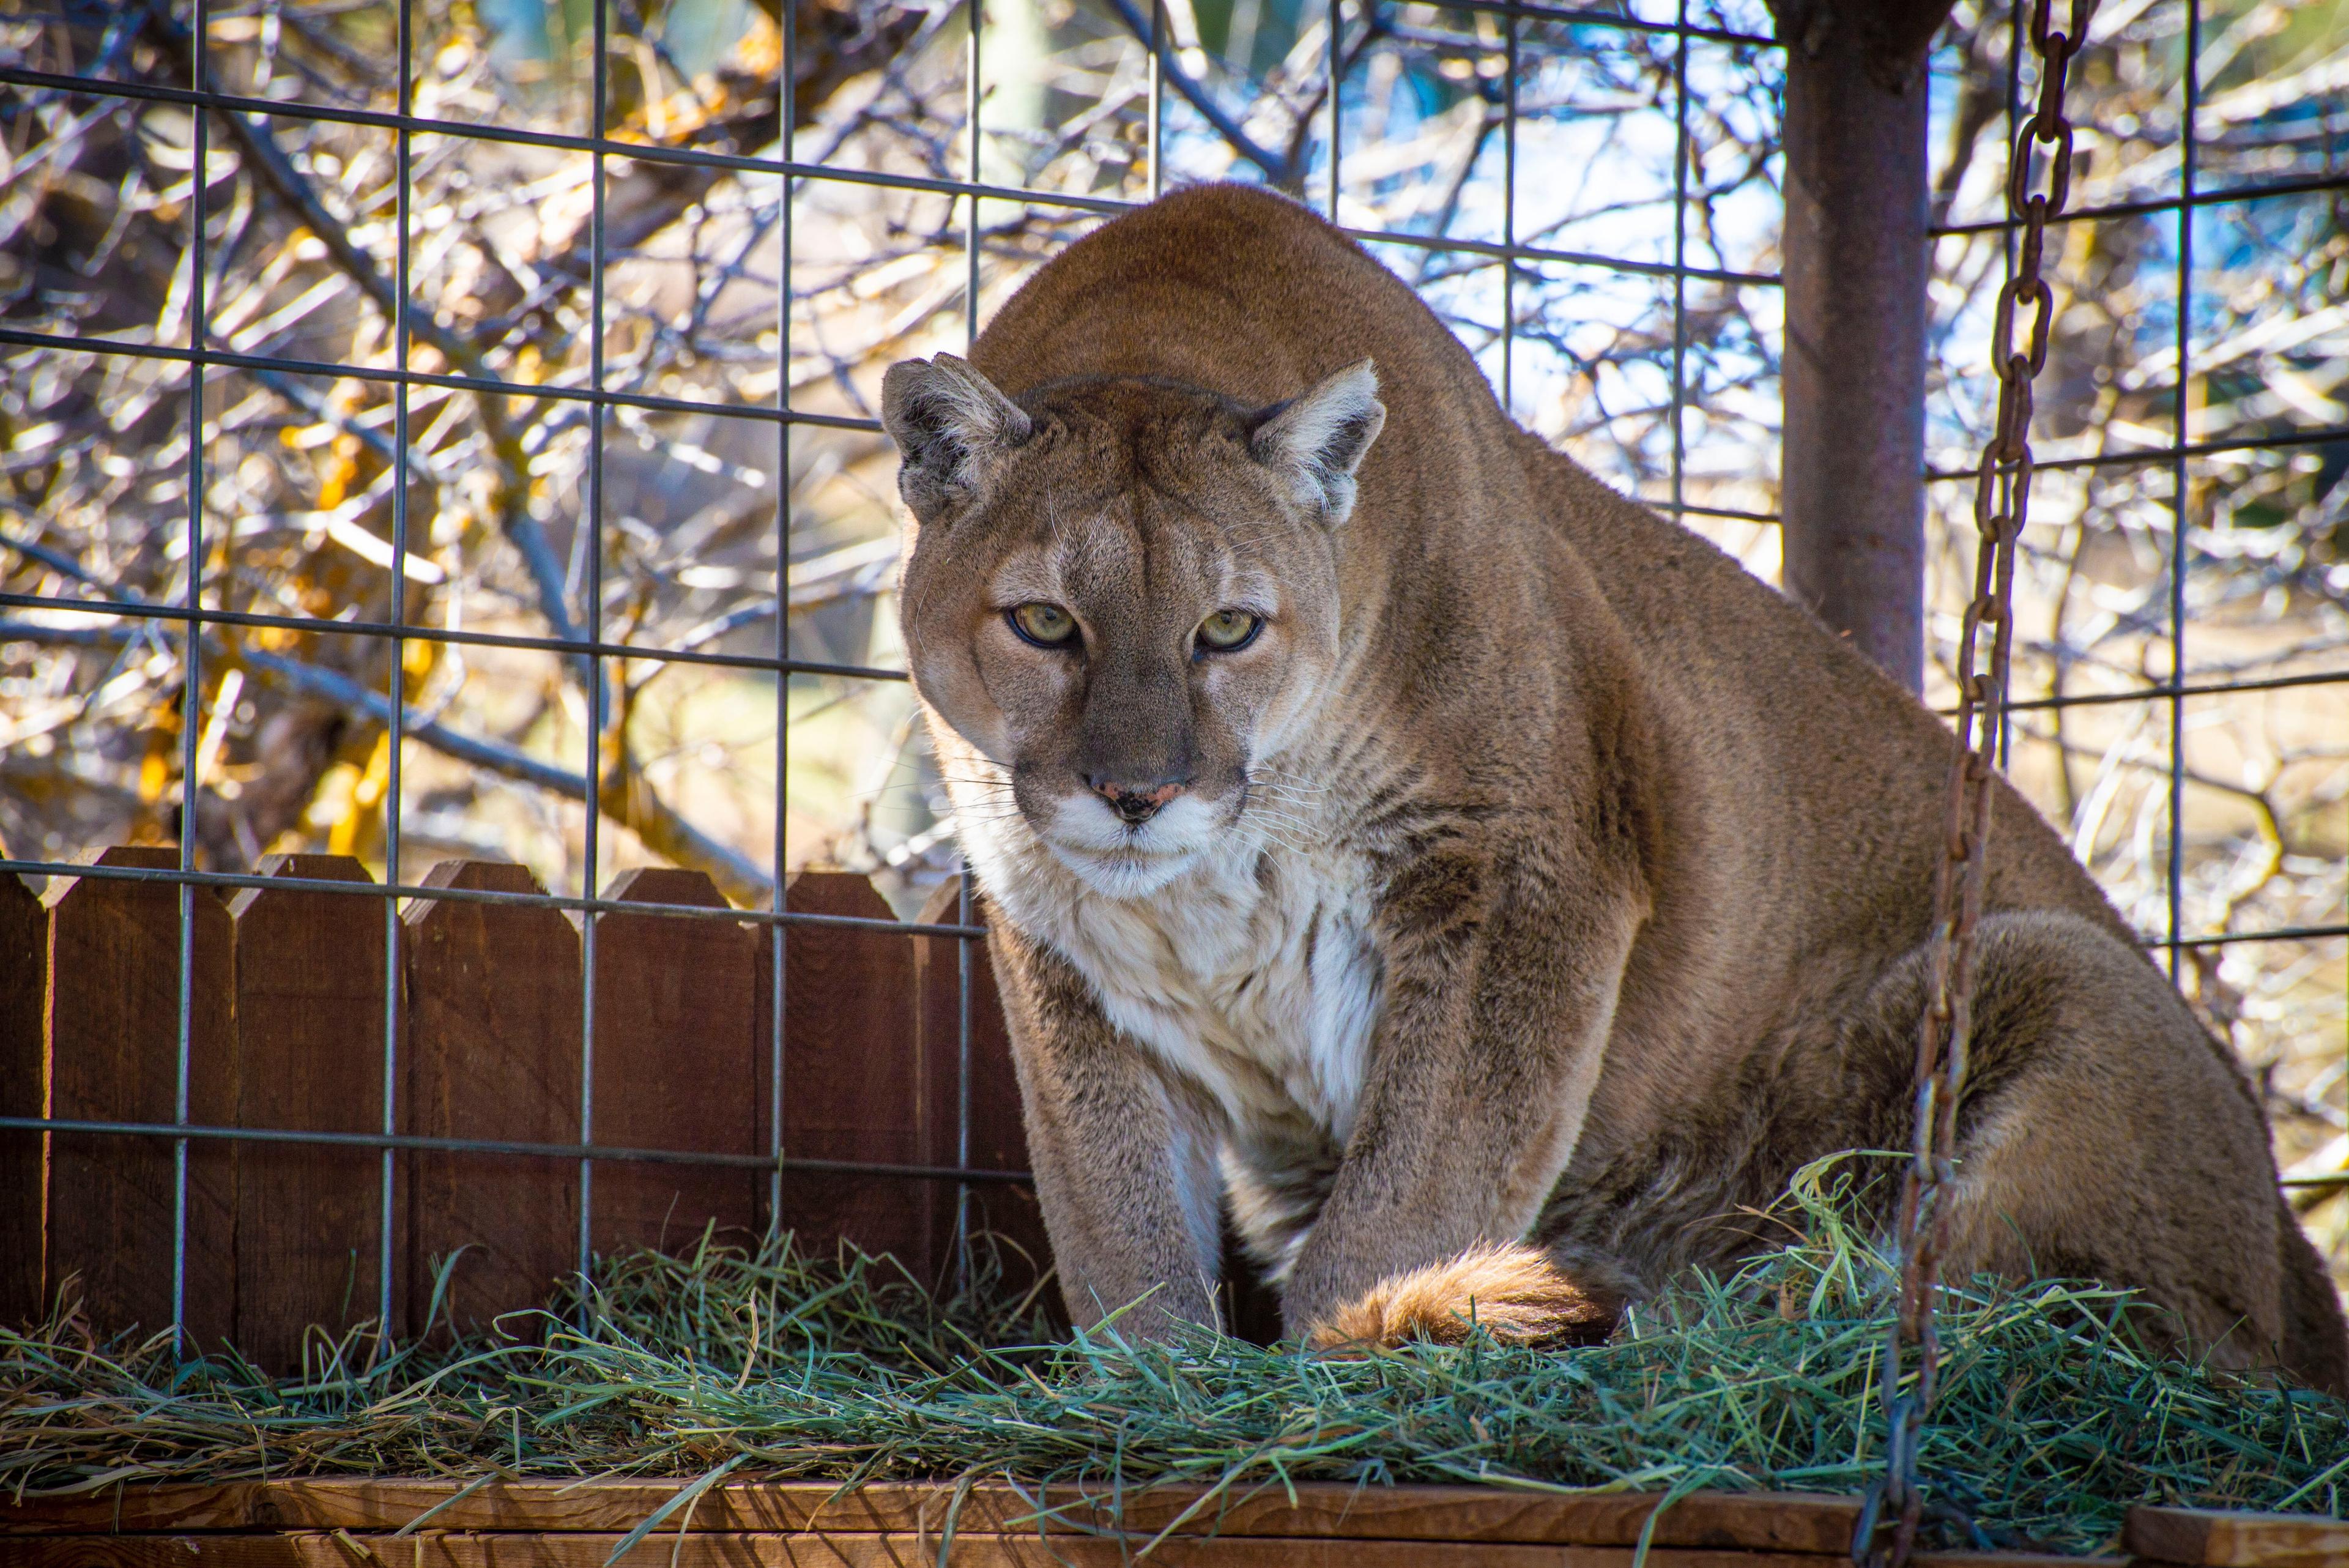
xmin=882 ymin=184 xmax=2347 ymax=1390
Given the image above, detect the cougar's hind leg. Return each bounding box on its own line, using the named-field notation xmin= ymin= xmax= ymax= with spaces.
xmin=1854 ymin=910 xmax=2337 ymax=1384
xmin=2278 ymin=1207 xmax=2349 ymax=1395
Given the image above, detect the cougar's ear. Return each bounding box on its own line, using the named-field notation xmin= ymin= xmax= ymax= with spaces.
xmin=1249 ymin=358 xmax=1386 ymax=524
xmin=881 ymin=354 xmax=1033 ymax=522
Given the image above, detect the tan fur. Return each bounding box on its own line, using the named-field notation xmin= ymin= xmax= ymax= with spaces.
xmin=883 ymin=184 xmax=2348 ymax=1391
xmin=1307 ymin=1242 xmax=1619 ymax=1349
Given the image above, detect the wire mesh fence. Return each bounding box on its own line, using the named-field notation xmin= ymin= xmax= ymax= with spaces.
xmin=1917 ymin=0 xmax=2348 ymax=1258
xmin=0 ymin=0 xmax=2342 ymax=1353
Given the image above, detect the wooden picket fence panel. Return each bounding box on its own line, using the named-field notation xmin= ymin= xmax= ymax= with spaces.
xmin=0 ymin=849 xmax=1048 ymax=1368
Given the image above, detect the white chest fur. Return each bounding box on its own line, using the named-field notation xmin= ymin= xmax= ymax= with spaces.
xmin=959 ymin=807 xmax=1385 ymax=1146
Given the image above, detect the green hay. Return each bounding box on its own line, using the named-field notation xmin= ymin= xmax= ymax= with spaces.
xmin=2 ymin=1163 xmax=2342 ymax=1555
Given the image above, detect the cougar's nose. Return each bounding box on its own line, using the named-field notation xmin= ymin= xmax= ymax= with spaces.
xmin=1086 ymin=773 xmax=1190 ymax=825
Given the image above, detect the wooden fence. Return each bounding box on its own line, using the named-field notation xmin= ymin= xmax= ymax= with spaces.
xmin=0 ymin=847 xmax=1047 ymax=1369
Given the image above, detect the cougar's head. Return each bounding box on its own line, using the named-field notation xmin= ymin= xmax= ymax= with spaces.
xmin=885 ymin=354 xmax=1385 ymax=899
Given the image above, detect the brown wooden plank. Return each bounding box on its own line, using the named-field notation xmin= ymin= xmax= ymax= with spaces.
xmin=40 ymin=847 xmax=236 ymax=1350
xmin=0 ymin=1534 xmax=1869 ymax=1568
xmin=765 ymin=872 xmax=925 ymax=1280
xmin=588 ymin=868 xmax=757 ymax=1257
xmin=402 ymin=861 xmax=582 ymax=1341
xmin=913 ymin=880 xmax=1050 ymax=1304
xmin=228 ymin=854 xmax=391 ymax=1371
xmin=2126 ymin=1505 xmax=2349 ymax=1567
xmin=0 ymin=863 xmax=47 ymax=1327
xmin=0 ymin=1481 xmax=1864 ymax=1552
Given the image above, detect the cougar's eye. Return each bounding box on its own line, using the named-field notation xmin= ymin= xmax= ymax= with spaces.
xmin=1008 ymin=602 xmax=1080 ymax=648
xmin=1195 ymin=609 xmax=1262 ymax=653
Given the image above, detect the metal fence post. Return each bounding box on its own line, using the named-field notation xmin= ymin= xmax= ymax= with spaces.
xmin=1771 ymin=0 xmax=1953 ymax=694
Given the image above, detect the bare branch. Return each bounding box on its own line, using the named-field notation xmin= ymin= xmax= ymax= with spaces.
xmin=1096 ymin=0 xmax=1288 ymax=181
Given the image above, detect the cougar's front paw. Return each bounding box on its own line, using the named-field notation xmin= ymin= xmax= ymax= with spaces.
xmin=1306 ymin=1242 xmax=1622 ymax=1350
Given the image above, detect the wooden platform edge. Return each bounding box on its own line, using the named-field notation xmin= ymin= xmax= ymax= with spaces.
xmin=2123 ymin=1503 xmax=2349 ymax=1568
xmin=0 ymin=1532 xmax=2115 ymax=1568
xmin=0 ymin=1479 xmax=1860 ymax=1551
xmin=12 ymin=1481 xmax=2329 ymax=1563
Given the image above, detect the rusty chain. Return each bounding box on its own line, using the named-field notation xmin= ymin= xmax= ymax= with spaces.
xmin=1855 ymin=1 xmax=2101 ymax=1563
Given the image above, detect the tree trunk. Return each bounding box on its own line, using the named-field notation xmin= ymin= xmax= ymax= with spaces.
xmin=1770 ymin=0 xmax=1956 ymax=694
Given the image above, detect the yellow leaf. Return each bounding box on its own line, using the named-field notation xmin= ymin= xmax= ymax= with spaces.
xmin=737 ymin=11 xmax=782 ymax=78
xmin=352 ymin=731 xmax=392 ymax=812
xmin=330 ymin=733 xmax=393 ymax=858
xmin=306 ymin=762 xmax=362 ymax=834
xmin=316 ymin=431 xmax=363 ymax=510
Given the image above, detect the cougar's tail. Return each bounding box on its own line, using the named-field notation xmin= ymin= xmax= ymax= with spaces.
xmin=2277 ymin=1203 xmax=2349 ymax=1397
xmin=1306 ymin=1242 xmax=1625 ymax=1350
